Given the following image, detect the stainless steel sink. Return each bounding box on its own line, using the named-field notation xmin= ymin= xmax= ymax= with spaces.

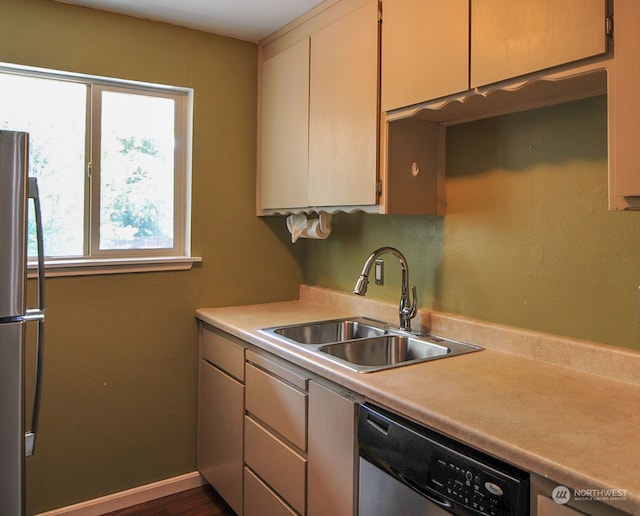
xmin=269 ymin=318 xmax=386 ymax=345
xmin=319 ymin=334 xmax=448 ymax=372
xmin=260 ymin=317 xmax=481 ymax=373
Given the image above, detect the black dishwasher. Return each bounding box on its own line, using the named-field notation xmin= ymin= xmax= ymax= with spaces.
xmin=358 ymin=403 xmax=529 ymax=516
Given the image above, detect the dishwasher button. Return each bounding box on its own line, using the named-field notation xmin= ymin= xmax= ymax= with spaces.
xmin=485 ymin=482 xmax=504 ymax=496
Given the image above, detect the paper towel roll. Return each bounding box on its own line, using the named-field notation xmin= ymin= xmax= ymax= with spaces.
xmin=286 ymin=212 xmax=332 ymax=243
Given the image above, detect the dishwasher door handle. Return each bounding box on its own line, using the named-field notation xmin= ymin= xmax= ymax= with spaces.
xmin=365 ymin=414 xmax=390 ymax=435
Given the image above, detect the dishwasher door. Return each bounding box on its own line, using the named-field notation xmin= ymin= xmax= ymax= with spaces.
xmin=358 ymin=403 xmax=529 ymax=516
xmin=359 ymin=456 xmax=452 ymax=515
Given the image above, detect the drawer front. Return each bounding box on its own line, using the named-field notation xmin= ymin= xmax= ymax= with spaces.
xmin=247 ymin=349 xmax=309 ymax=390
xmin=245 ymin=416 xmax=306 ymax=514
xmin=245 ymin=363 xmax=308 ymax=450
xmin=244 ymin=467 xmax=298 ymax=516
xmin=200 ymin=325 xmax=244 ymax=381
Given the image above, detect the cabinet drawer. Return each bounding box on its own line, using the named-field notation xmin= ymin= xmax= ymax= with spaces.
xmin=245 ymin=416 xmax=306 ymax=514
xmin=244 ymin=467 xmax=297 ymax=516
xmin=245 ymin=363 xmax=308 ymax=450
xmin=200 ymin=325 xmax=244 ymax=381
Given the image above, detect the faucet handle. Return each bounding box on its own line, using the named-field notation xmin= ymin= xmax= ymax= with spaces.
xmin=399 ymin=286 xmax=417 ymax=331
xmin=403 ymin=286 xmax=417 ymax=319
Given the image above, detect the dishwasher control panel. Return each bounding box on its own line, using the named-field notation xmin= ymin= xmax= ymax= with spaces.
xmin=428 ymin=448 xmax=519 ymax=515
xmin=359 ymin=403 xmax=529 ymax=516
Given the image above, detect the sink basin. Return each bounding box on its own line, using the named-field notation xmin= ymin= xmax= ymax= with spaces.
xmin=264 ymin=317 xmax=387 ymax=345
xmin=319 ymin=334 xmax=448 ymax=371
xmin=259 ymin=317 xmax=481 ymax=373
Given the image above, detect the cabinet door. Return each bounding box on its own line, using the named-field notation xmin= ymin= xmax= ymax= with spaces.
xmin=308 ymin=0 xmax=379 ymax=207
xmin=537 ymin=495 xmax=583 ymax=515
xmin=197 ymin=361 xmax=244 ymax=514
xmin=259 ymin=38 xmax=310 ymax=210
xmin=471 ymin=0 xmax=607 ymax=88
xmin=307 ymin=381 xmax=358 ymax=516
xmin=381 ymin=0 xmax=468 ymax=112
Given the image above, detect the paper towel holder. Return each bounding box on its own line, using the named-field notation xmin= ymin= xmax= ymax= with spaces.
xmin=286 ymin=211 xmax=332 ymax=243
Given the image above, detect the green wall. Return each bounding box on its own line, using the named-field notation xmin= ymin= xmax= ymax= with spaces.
xmin=307 ymin=95 xmax=640 ymax=351
xmin=5 ymin=0 xmax=640 ymax=513
xmin=1 ymin=0 xmax=303 ymax=513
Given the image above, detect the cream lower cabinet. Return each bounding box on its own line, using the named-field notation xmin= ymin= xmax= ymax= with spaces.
xmin=199 ymin=332 xmax=360 ymax=516
xmin=536 ymin=496 xmax=630 ymax=516
xmin=244 ymin=351 xmax=309 ymax=515
xmin=307 ymin=381 xmax=359 ymax=516
xmin=531 ymin=473 xmax=631 ymax=516
xmin=197 ymin=324 xmax=245 ymax=515
xmin=537 ymin=496 xmax=584 ymax=516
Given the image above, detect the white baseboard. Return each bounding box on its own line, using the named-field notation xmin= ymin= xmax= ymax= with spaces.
xmin=35 ymin=471 xmax=206 ymax=516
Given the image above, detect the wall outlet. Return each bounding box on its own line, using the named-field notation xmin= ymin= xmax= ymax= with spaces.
xmin=375 ymin=259 xmax=384 ymax=285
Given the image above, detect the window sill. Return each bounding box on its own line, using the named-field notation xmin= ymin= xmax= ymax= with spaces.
xmin=27 ymin=256 xmax=202 ymax=278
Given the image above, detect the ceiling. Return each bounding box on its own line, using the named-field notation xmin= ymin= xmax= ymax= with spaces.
xmin=54 ymin=0 xmax=326 ymax=42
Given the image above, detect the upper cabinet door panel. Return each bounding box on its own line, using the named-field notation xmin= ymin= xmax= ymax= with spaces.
xmin=260 ymin=38 xmax=310 ymax=210
xmin=471 ymin=0 xmax=608 ymax=88
xmin=381 ymin=0 xmax=469 ymax=112
xmin=308 ymin=0 xmax=379 ymax=207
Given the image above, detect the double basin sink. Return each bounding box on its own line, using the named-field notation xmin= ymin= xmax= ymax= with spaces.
xmin=260 ymin=317 xmax=481 ymax=373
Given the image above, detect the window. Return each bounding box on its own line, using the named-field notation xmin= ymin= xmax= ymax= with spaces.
xmin=0 ymin=64 xmax=195 ymax=275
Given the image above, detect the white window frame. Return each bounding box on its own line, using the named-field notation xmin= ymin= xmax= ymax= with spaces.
xmin=1 ymin=62 xmax=199 ymax=276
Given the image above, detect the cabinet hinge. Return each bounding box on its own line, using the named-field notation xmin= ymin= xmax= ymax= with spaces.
xmin=606 ymin=15 xmax=613 ymax=39
xmin=377 ymin=0 xmax=382 ymax=23
xmin=377 ymin=180 xmax=383 ymax=196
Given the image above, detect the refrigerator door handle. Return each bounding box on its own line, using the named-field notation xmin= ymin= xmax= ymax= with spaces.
xmin=26 ymin=177 xmax=45 ymax=457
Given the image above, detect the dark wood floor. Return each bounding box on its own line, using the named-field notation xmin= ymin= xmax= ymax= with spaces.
xmin=103 ymin=485 xmax=235 ymax=516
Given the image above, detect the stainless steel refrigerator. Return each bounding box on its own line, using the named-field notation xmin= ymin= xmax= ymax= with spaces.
xmin=0 ymin=130 xmax=46 ymax=515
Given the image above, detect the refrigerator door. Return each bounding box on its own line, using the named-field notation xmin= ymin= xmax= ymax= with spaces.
xmin=0 ymin=321 xmax=26 ymax=515
xmin=0 ymin=130 xmax=28 ymax=320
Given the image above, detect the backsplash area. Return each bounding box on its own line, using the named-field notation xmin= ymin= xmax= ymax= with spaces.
xmin=306 ymin=95 xmax=640 ymax=352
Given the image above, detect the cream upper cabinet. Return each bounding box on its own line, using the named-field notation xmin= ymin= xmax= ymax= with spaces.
xmin=259 ymin=38 xmax=310 ymax=210
xmin=380 ymin=0 xmax=469 ymax=112
xmin=258 ymin=0 xmax=379 ymax=214
xmin=471 ymin=0 xmax=608 ymax=88
xmin=308 ymin=0 xmax=379 ymax=207
xmin=609 ymin=0 xmax=640 ymax=209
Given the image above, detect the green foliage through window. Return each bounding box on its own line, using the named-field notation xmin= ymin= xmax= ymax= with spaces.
xmin=0 ymin=66 xmax=190 ymax=259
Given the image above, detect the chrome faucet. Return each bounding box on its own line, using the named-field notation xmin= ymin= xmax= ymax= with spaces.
xmin=353 ymin=247 xmax=417 ymax=332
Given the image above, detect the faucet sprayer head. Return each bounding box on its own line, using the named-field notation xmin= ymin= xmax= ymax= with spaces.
xmin=353 ymin=246 xmax=418 ymax=331
xmin=353 ymin=275 xmax=369 ymax=296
